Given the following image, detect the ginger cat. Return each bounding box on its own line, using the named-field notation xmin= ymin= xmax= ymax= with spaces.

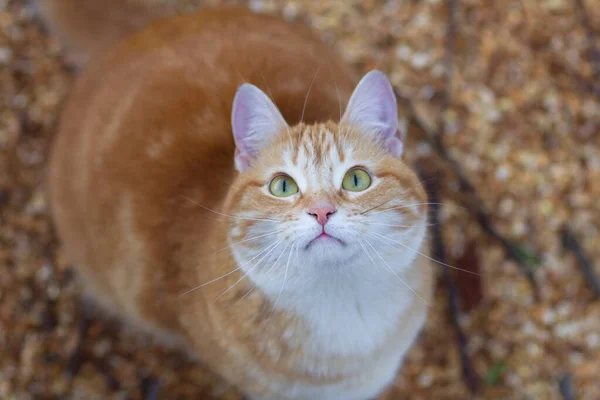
xmin=41 ymin=1 xmax=433 ymax=399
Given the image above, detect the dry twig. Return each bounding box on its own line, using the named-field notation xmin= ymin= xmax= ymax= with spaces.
xmin=417 ymin=163 xmax=479 ymax=395
xmin=559 ymin=373 xmax=576 ymax=400
xmin=561 ymin=227 xmax=600 ymax=299
xmin=141 ymin=375 xmax=161 ymax=400
xmin=573 ymin=0 xmax=600 ymax=86
xmin=66 ymin=303 xmax=91 ymax=379
xmin=394 ymin=0 xmax=540 ymax=298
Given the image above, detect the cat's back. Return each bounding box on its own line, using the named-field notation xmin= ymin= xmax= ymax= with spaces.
xmin=51 ymin=7 xmax=357 ymax=201
xmin=48 ymin=7 xmax=357 ymax=313
xmin=52 ymin=7 xmax=355 ymax=167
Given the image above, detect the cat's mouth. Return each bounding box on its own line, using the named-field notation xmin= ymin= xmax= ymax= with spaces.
xmin=306 ymin=231 xmax=344 ymax=249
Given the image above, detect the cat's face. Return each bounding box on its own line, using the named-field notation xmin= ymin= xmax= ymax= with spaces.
xmin=225 ymin=70 xmax=428 ymax=300
xmin=227 ymin=121 xmax=427 ymax=262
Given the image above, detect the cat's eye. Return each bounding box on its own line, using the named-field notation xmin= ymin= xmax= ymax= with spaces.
xmin=342 ymin=168 xmax=371 ymax=192
xmin=269 ymin=175 xmax=299 ymax=197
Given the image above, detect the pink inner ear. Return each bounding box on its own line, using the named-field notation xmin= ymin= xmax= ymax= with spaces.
xmin=234 ymin=148 xmax=253 ymax=172
xmin=396 ymin=128 xmax=404 ymax=142
xmin=385 ymin=134 xmax=404 ymax=158
xmin=231 ymin=84 xmax=289 ymax=172
xmin=231 ymin=97 xmax=251 ymax=154
xmin=342 ymin=70 xmax=401 ymax=154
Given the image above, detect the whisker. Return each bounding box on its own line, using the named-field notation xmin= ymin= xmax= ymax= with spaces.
xmin=234 ymin=284 xmax=257 ymax=307
xmin=333 ymin=74 xmax=342 ymax=123
xmin=177 ymin=240 xmax=281 ymax=298
xmin=399 ymin=176 xmax=437 ymax=196
xmin=182 ymin=195 xmax=278 ymax=222
xmin=360 ymin=199 xmax=393 ymax=215
xmin=396 ymin=176 xmax=437 ymax=199
xmin=416 ymin=176 xmax=437 ymax=189
xmin=368 ymin=202 xmax=462 ymax=216
xmin=325 ymin=62 xmax=343 ymax=124
xmin=234 ymin=243 xmax=289 ymax=306
xmin=370 ymin=232 xmax=481 ymax=276
xmin=213 ymin=229 xmax=283 ymax=254
xmin=360 ymin=177 xmax=443 ymax=216
xmin=270 ymin=241 xmax=296 ymax=317
xmin=363 ymin=238 xmax=430 ymax=307
xmin=329 ymin=66 xmax=344 ymax=148
xmin=258 ymin=70 xmax=294 ymax=147
xmin=293 ymin=239 xmax=301 ymax=266
xmin=358 ymin=238 xmax=381 ymax=273
xmin=300 ymin=66 xmax=321 ymax=126
xmin=362 ymin=222 xmax=438 ymax=228
xmin=213 ymin=239 xmax=284 ymax=302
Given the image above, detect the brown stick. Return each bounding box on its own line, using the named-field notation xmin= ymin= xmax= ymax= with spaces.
xmin=417 ymin=163 xmax=479 ymax=395
xmin=396 ymin=93 xmax=540 ymax=298
xmin=559 ymin=373 xmax=576 ymax=400
xmin=561 ymin=227 xmax=600 ymax=299
xmin=66 ymin=302 xmax=91 ymax=378
xmin=394 ymin=0 xmax=539 ymax=298
xmin=141 ymin=375 xmax=161 ymax=400
xmin=573 ymin=0 xmax=600 ymax=85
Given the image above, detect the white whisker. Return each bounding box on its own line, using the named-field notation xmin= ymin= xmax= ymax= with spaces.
xmin=358 ymin=238 xmax=381 ymax=273
xmin=234 ymin=243 xmax=290 ymax=306
xmin=368 ymin=202 xmax=457 ymax=216
xmin=329 ymin=67 xmax=345 ymax=149
xmin=333 ymin=75 xmax=342 ymax=123
xmin=177 ymin=240 xmax=281 ymax=299
xmin=213 ymin=239 xmax=284 ymax=302
xmin=182 ymin=196 xmax=278 ymax=222
xmin=213 ymin=229 xmax=283 ymax=254
xmin=300 ymin=66 xmax=321 ymax=126
xmin=362 ymin=222 xmax=438 ymax=228
xmin=363 ymin=238 xmax=430 ymax=307
xmin=270 ymin=241 xmax=296 ymax=317
xmin=370 ymin=232 xmax=481 ymax=276
xmin=259 ymin=72 xmax=294 ymax=147
xmin=359 ymin=199 xmax=393 ymax=215
xmin=398 ymin=176 xmax=437 ymax=198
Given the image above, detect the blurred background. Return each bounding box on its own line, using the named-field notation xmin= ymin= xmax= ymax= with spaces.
xmin=1 ymin=0 xmax=599 ymax=398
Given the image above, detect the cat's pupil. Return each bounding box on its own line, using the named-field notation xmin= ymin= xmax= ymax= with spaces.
xmin=354 ymin=173 xmax=358 ymax=187
xmin=282 ymin=180 xmax=287 ymax=192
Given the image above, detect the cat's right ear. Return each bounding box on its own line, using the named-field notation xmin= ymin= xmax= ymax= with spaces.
xmin=231 ymin=84 xmax=289 ymax=172
xmin=341 ymin=70 xmax=403 ymax=157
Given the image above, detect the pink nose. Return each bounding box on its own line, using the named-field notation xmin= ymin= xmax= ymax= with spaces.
xmin=308 ymin=203 xmax=336 ymax=226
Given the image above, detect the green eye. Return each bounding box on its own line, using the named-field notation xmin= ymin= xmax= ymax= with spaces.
xmin=342 ymin=168 xmax=371 ymax=192
xmin=269 ymin=175 xmax=299 ymax=197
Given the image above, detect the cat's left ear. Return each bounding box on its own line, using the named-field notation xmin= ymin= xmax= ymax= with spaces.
xmin=341 ymin=70 xmax=403 ymax=157
xmin=231 ymin=84 xmax=289 ymax=172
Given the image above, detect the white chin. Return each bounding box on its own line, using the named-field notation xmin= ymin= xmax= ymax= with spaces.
xmin=305 ymin=240 xmax=356 ymax=265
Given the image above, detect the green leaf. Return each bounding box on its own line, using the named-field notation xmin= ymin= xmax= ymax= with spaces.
xmin=513 ymin=245 xmax=541 ymax=267
xmin=486 ymin=361 xmax=506 ymax=386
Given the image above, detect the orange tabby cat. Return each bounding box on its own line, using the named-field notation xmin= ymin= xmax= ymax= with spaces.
xmin=41 ymin=1 xmax=433 ymax=399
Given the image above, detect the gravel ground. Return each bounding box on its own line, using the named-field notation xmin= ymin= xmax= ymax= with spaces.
xmin=1 ymin=0 xmax=599 ymax=399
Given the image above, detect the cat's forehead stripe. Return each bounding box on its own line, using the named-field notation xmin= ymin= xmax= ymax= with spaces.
xmin=284 ymin=126 xmax=351 ymax=192
xmin=296 ymin=126 xmax=345 ymax=163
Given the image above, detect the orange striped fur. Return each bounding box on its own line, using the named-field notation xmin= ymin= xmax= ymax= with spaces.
xmin=42 ymin=3 xmax=433 ymax=399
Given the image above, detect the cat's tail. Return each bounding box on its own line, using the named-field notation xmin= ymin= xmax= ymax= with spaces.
xmin=35 ymin=0 xmax=172 ymax=67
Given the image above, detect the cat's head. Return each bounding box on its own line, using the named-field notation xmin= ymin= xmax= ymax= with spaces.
xmin=225 ymin=70 xmax=428 ymax=299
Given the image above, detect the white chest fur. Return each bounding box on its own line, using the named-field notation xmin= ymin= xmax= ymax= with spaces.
xmin=232 ymin=222 xmax=428 ymax=400
xmin=256 ymin=256 xmax=427 ymax=400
